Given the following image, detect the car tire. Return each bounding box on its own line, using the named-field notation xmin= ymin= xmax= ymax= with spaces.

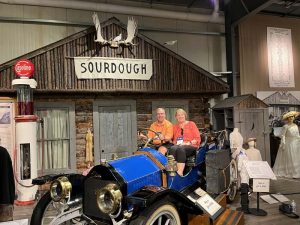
xmin=30 ymin=191 xmax=84 ymax=225
xmin=30 ymin=191 xmax=52 ymax=225
xmin=130 ymin=200 xmax=181 ymax=225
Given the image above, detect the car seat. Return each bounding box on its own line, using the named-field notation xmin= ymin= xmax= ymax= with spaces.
xmin=186 ymin=134 xmax=208 ymax=167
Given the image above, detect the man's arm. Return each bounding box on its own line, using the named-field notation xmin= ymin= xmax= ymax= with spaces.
xmin=163 ymin=122 xmax=173 ymax=142
xmin=147 ymin=123 xmax=156 ymax=139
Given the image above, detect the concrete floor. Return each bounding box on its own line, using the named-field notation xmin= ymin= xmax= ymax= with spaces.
xmin=9 ymin=177 xmax=300 ymax=224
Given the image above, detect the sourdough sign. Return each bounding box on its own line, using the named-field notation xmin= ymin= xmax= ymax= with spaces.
xmin=74 ymin=57 xmax=153 ymax=80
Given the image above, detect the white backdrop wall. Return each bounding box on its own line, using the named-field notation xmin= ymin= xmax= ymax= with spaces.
xmin=0 ymin=3 xmax=226 ymax=72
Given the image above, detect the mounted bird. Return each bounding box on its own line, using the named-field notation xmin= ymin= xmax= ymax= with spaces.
xmin=110 ymin=33 xmax=122 ymax=48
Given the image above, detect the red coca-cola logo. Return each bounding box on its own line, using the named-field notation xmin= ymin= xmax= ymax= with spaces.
xmin=14 ymin=59 xmax=34 ymax=78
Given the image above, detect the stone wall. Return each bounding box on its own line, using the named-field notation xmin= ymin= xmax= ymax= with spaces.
xmin=74 ymin=97 xmax=210 ymax=171
xmin=75 ymin=99 xmax=93 ymax=173
xmin=189 ymin=98 xmax=210 ymax=128
xmin=136 ymin=99 xmax=153 ymax=130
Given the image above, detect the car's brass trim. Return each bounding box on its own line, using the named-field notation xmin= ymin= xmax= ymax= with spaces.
xmin=96 ymin=183 xmax=122 ymax=214
xmin=50 ymin=176 xmax=72 ymax=202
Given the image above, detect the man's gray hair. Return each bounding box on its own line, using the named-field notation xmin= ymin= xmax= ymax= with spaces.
xmin=156 ymin=108 xmax=166 ymax=113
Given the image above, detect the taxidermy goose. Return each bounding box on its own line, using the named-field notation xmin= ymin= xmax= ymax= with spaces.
xmin=164 ymin=40 xmax=177 ymax=46
xmin=110 ymin=33 xmax=122 ymax=48
xmin=113 ymin=33 xmax=122 ymax=42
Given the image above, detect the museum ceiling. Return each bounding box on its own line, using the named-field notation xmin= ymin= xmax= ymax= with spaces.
xmin=82 ymin=0 xmax=300 ymax=19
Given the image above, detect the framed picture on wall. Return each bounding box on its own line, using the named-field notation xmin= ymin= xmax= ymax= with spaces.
xmin=0 ymin=100 xmax=15 ymax=157
xmin=267 ymin=27 xmax=294 ymax=88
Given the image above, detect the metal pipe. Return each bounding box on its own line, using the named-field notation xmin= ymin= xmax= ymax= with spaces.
xmin=0 ymin=16 xmax=225 ymax=36
xmin=0 ymin=0 xmax=224 ymax=24
xmin=141 ymin=28 xmax=225 ymax=36
xmin=0 ymin=16 xmax=91 ymax=27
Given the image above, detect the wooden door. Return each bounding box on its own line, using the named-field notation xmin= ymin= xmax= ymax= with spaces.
xmin=93 ymin=100 xmax=137 ymax=163
xmin=235 ymin=109 xmax=270 ymax=163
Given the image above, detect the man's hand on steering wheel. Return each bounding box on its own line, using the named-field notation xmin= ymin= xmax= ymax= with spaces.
xmin=138 ymin=128 xmax=163 ymax=148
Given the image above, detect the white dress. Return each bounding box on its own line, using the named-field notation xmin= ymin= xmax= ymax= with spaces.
xmin=273 ymin=124 xmax=300 ymax=178
xmin=246 ymin=147 xmax=262 ymax=161
xmin=237 ymin=150 xmax=249 ymax=184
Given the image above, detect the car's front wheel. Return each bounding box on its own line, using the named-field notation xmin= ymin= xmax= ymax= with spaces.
xmin=30 ymin=191 xmax=85 ymax=225
xmin=130 ymin=200 xmax=181 ymax=225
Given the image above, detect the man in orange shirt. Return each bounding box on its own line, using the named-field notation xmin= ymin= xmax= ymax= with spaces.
xmin=141 ymin=108 xmax=173 ymax=155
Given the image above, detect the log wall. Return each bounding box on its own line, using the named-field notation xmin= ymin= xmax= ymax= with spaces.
xmin=35 ymin=97 xmax=209 ymax=171
xmin=0 ymin=19 xmax=228 ymax=95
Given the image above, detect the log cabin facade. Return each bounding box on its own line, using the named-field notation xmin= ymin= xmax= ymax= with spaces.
xmin=0 ymin=17 xmax=229 ymax=173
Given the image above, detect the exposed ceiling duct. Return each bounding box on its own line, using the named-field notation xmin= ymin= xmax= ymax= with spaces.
xmin=276 ymin=0 xmax=300 ymax=8
xmin=0 ymin=0 xmax=224 ymax=24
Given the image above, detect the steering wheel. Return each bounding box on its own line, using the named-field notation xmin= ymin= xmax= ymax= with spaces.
xmin=138 ymin=128 xmax=163 ymax=148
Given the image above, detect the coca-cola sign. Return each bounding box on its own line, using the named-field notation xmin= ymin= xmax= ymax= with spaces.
xmin=14 ymin=59 xmax=34 ymax=78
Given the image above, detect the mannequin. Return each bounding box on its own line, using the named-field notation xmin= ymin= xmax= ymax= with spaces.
xmin=246 ymin=138 xmax=262 ymax=161
xmin=229 ymin=128 xmax=244 ymax=159
xmin=273 ymin=111 xmax=300 ymax=178
xmin=230 ymin=128 xmax=250 ymax=213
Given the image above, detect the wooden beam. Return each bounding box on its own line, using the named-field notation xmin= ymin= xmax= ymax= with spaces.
xmin=227 ymin=0 xmax=278 ymax=27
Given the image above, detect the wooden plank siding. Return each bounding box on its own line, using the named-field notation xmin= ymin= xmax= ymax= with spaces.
xmin=0 ymin=18 xmax=229 ymax=95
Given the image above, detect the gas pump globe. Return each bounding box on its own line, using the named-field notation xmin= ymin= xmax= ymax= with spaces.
xmin=12 ymin=60 xmax=38 ymax=205
xmin=16 ymin=84 xmax=34 ymax=115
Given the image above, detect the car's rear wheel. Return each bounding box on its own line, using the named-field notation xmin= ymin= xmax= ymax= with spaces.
xmin=130 ymin=200 xmax=181 ymax=225
xmin=227 ymin=160 xmax=238 ymax=202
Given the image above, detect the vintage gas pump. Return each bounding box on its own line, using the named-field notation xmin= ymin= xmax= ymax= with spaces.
xmin=12 ymin=60 xmax=38 ymax=205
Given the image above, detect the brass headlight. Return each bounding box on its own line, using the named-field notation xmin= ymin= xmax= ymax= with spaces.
xmin=96 ymin=183 xmax=122 ymax=214
xmin=50 ymin=176 xmax=72 ymax=202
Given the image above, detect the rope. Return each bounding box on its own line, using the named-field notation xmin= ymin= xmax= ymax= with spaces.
xmin=206 ymin=160 xmax=233 ymax=193
xmin=206 ymin=160 xmax=232 ymax=171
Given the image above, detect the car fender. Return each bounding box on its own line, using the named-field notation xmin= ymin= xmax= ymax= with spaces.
xmin=32 ymin=173 xmax=85 ymax=200
xmin=126 ymin=185 xmax=202 ymax=215
xmin=32 ymin=173 xmax=85 ymax=185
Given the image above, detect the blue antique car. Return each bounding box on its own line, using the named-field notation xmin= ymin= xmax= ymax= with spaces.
xmin=30 ymin=133 xmax=219 ymax=225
